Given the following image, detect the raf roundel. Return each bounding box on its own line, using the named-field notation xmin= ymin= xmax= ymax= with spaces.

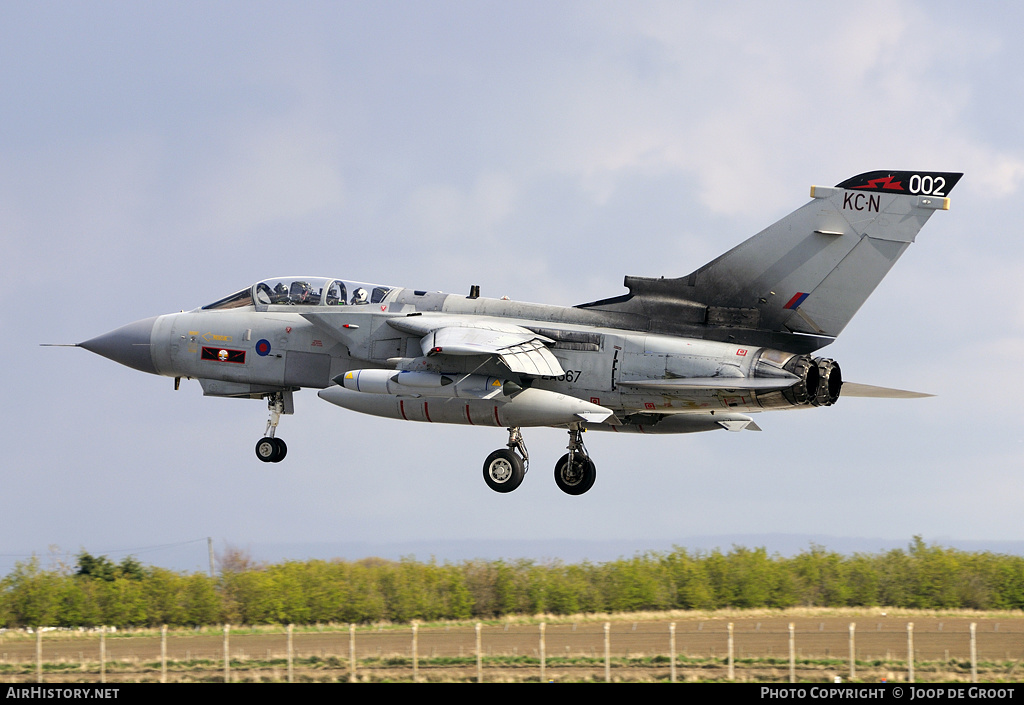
xmin=255 ymin=339 xmax=272 ymax=356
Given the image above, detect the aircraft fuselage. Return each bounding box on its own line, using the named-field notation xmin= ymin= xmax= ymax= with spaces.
xmin=112 ymin=285 xmax=822 ymax=435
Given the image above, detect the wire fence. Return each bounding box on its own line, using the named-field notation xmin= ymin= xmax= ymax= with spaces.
xmin=2 ymin=618 xmax=1021 ymax=683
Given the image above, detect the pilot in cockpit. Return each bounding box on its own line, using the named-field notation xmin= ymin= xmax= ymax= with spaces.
xmin=289 ymin=281 xmax=317 ymax=304
xmin=351 ymin=288 xmax=368 ymax=305
xmin=272 ymin=282 xmax=289 ymax=304
xmin=326 ymin=281 xmax=347 ymax=305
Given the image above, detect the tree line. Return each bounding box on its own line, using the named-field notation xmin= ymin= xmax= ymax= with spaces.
xmin=2 ymin=538 xmax=1022 ymax=628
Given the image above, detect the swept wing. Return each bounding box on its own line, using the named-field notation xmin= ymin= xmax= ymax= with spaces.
xmin=386 ymin=315 xmax=566 ymax=377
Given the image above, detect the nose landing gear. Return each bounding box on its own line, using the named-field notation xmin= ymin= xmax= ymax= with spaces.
xmin=255 ymin=391 xmax=292 ymax=463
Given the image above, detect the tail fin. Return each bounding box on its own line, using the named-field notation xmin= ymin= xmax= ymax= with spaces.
xmin=580 ymin=170 xmax=962 ymax=351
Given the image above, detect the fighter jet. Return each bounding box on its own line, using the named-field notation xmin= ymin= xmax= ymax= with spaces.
xmin=72 ymin=169 xmax=961 ymax=495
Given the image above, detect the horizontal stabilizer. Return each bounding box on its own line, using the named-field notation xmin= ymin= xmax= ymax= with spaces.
xmin=840 ymin=382 xmax=933 ymax=399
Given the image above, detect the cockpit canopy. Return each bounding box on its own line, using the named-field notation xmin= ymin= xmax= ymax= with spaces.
xmin=202 ymin=277 xmax=395 ymax=311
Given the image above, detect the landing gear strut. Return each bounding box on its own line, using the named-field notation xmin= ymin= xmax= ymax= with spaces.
xmin=482 ymin=427 xmax=529 ymax=493
xmin=255 ymin=391 xmax=290 ymax=463
xmin=554 ymin=425 xmax=596 ymax=495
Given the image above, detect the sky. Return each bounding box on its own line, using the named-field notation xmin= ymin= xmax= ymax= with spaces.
xmin=3 ymin=1 xmax=1023 ymax=574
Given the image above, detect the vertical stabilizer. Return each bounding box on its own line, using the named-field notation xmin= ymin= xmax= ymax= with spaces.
xmin=686 ymin=170 xmax=961 ymax=337
xmin=583 ymin=170 xmax=962 ymax=347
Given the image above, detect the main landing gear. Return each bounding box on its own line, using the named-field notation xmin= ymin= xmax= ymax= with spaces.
xmin=554 ymin=426 xmax=596 ymax=496
xmin=482 ymin=424 xmax=597 ymax=495
xmin=255 ymin=436 xmax=287 ymax=463
xmin=482 ymin=427 xmax=529 ymax=493
xmin=255 ymin=392 xmax=289 ymax=463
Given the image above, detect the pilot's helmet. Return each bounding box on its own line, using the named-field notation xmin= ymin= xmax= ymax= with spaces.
xmin=325 ymin=282 xmax=340 ymax=305
xmin=352 ymin=288 xmax=368 ymax=304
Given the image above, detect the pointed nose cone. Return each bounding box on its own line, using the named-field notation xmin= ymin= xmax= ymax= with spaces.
xmin=79 ymin=316 xmax=159 ymax=374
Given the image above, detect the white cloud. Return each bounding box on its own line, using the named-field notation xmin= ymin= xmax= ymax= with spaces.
xmin=507 ymin=1 xmax=1024 ymax=216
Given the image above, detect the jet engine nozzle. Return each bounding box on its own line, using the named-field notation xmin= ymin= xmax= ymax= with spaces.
xmin=782 ymin=354 xmax=819 ymax=406
xmin=751 ymin=350 xmax=842 ymax=410
xmin=813 ymin=358 xmax=842 ymax=406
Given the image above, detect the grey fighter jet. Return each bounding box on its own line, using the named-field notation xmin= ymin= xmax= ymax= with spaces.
xmin=73 ymin=170 xmax=961 ymax=495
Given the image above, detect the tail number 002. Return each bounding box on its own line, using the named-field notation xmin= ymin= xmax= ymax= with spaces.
xmin=908 ymin=174 xmax=946 ymax=196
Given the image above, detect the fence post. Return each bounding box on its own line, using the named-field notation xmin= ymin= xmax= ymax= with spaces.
xmin=475 ymin=622 xmax=482 ymax=683
xmin=350 ymin=623 xmax=356 ymax=683
xmin=161 ymin=624 xmax=167 ymax=684
xmin=287 ymin=623 xmax=294 ymax=684
xmin=970 ymin=623 xmax=977 ymax=684
xmin=412 ymin=622 xmax=419 ymax=683
xmin=907 ymin=622 xmax=914 ymax=684
xmin=670 ymin=623 xmax=677 ymax=683
xmin=223 ymin=623 xmax=230 ymax=683
xmin=539 ymin=622 xmax=546 ymax=683
xmin=789 ymin=622 xmax=796 ymax=683
xmin=848 ymin=622 xmax=855 ymax=681
xmin=99 ymin=626 xmax=106 ymax=684
xmin=728 ymin=622 xmax=735 ymax=681
xmin=35 ymin=628 xmax=42 ymax=683
xmin=604 ymin=622 xmax=611 ymax=683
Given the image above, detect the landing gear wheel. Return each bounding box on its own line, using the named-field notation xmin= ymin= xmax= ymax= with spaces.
xmin=554 ymin=453 xmax=597 ymax=495
xmin=272 ymin=438 xmax=287 ymax=462
xmin=255 ymin=437 xmax=286 ymax=463
xmin=482 ymin=448 xmax=525 ymax=493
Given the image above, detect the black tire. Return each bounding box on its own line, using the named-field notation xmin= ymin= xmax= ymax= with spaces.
xmin=554 ymin=453 xmax=596 ymax=495
xmin=255 ymin=437 xmax=278 ymax=463
xmin=482 ymin=449 xmax=525 ymax=493
xmin=272 ymin=437 xmax=287 ymax=462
